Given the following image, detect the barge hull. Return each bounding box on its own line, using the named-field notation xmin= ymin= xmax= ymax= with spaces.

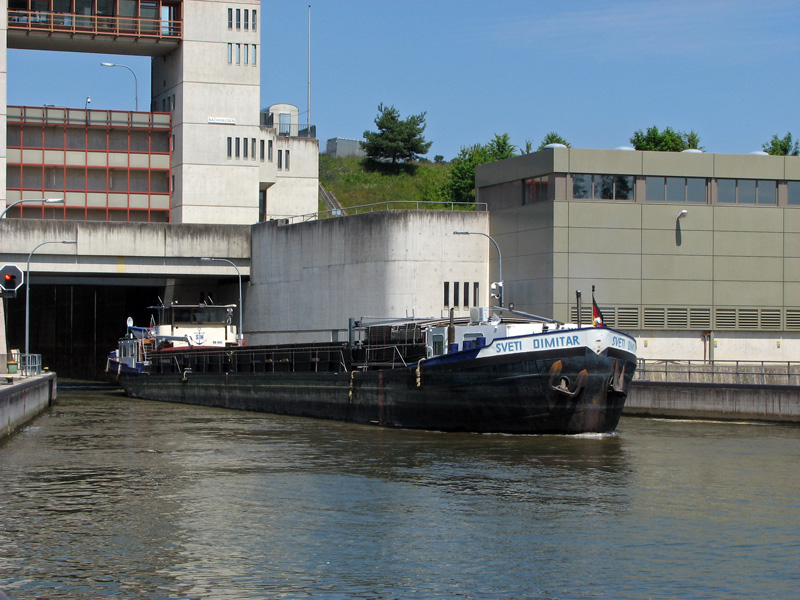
xmin=119 ymin=349 xmax=634 ymax=434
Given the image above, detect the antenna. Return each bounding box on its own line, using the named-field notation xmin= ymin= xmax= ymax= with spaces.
xmin=307 ymin=5 xmax=311 ymax=133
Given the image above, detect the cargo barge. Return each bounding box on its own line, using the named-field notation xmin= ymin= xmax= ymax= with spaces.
xmin=109 ymin=304 xmax=637 ymax=434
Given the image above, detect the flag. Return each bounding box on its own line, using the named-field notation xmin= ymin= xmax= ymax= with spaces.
xmin=592 ymin=287 xmax=605 ymax=327
xmin=150 ymin=314 xmax=156 ymax=328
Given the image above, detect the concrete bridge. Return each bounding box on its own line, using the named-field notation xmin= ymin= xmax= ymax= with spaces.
xmin=0 ymin=219 xmax=251 ymax=282
xmin=1 ymin=219 xmax=251 ymax=378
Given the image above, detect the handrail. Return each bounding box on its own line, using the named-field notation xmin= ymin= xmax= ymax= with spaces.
xmin=277 ymin=201 xmax=488 ymax=225
xmin=635 ymin=359 xmax=800 ymax=386
xmin=8 ymin=10 xmax=182 ymax=39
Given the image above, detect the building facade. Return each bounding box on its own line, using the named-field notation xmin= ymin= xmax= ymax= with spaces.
xmin=3 ymin=0 xmax=318 ymax=224
xmin=476 ymin=146 xmax=800 ymax=361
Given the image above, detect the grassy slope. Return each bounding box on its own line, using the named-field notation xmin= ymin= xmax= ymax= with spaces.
xmin=318 ymin=155 xmax=452 ymax=211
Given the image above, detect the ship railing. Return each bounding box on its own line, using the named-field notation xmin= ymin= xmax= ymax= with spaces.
xmin=635 ymin=359 xmax=800 ymax=386
xmin=354 ymin=345 xmax=409 ymax=370
xmin=148 ymin=344 xmax=351 ymax=375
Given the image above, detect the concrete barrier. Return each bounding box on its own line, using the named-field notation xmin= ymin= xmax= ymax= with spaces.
xmin=626 ymin=380 xmax=800 ymax=423
xmin=0 ymin=373 xmax=58 ymax=441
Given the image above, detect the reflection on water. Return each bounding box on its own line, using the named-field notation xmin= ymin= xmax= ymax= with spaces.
xmin=0 ymin=387 xmax=798 ymax=599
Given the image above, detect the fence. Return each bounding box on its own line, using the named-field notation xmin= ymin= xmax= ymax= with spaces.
xmin=635 ymin=359 xmax=800 ymax=386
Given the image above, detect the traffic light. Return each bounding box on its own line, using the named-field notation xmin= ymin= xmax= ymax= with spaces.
xmin=0 ymin=265 xmax=23 ymax=292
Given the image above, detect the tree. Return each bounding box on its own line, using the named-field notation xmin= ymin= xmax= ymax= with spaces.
xmin=447 ymin=133 xmax=516 ymax=203
xmin=537 ymin=132 xmax=571 ymax=150
xmin=762 ymin=132 xmax=799 ymax=156
xmin=629 ymin=126 xmax=702 ymax=151
xmin=361 ymin=103 xmax=433 ymax=164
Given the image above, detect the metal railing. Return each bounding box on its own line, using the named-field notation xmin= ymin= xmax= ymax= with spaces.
xmin=19 ymin=354 xmax=42 ymax=377
xmin=635 ymin=359 xmax=800 ymax=386
xmin=276 ymin=201 xmax=488 ymax=225
xmin=8 ymin=10 xmax=182 ymax=39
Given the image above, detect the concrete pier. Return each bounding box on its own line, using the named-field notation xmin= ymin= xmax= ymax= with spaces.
xmin=626 ymin=380 xmax=800 ymax=423
xmin=0 ymin=373 xmax=58 ymax=441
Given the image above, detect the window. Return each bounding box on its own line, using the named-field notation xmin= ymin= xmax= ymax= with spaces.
xmin=454 ymin=282 xmax=460 ymax=307
xmin=252 ymin=138 xmax=256 ymax=160
xmin=244 ymin=44 xmax=248 ymax=64
xmin=227 ymin=43 xmax=232 ymax=63
xmin=647 ymin=177 xmax=707 ymax=203
xmin=252 ymin=10 xmax=257 ymax=31
xmin=473 ymin=282 xmax=479 ymax=307
xmin=789 ymin=182 xmax=800 ymax=205
xmin=260 ymin=139 xmax=265 ymax=161
xmin=227 ymin=137 xmax=232 ymax=158
xmin=244 ymin=9 xmax=248 ymax=29
xmin=717 ymin=179 xmax=777 ymax=205
xmin=277 ymin=149 xmax=282 ymax=169
xmin=236 ymin=44 xmax=241 ymax=64
xmin=235 ymin=137 xmax=240 ymax=158
xmin=235 ymin=8 xmax=241 ymax=29
xmin=524 ymin=176 xmax=549 ymax=204
xmin=285 ymin=150 xmax=290 ymax=170
xmin=443 ymin=282 xmax=450 ymax=306
xmin=463 ymin=282 xmax=469 ymax=308
xmin=243 ymin=137 xmax=248 ymax=158
xmin=572 ymin=174 xmax=634 ymax=200
xmin=268 ymin=140 xmax=273 ymax=162
xmin=227 ymin=8 xmax=232 ymax=29
xmin=252 ymin=45 xmax=257 ymax=66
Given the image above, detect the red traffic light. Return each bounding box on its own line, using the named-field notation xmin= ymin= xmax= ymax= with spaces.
xmin=0 ymin=265 xmax=24 ymax=291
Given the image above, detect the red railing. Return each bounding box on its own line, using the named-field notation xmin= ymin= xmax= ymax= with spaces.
xmin=8 ymin=10 xmax=182 ymax=39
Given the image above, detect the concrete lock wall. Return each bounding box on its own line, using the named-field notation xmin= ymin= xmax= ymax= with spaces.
xmin=247 ymin=210 xmax=490 ymax=344
xmin=626 ymin=381 xmax=800 ymax=423
xmin=0 ymin=374 xmax=57 ymax=441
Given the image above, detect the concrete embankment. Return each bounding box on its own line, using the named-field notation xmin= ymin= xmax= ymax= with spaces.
xmin=626 ymin=381 xmax=800 ymax=423
xmin=0 ymin=373 xmax=57 ymax=441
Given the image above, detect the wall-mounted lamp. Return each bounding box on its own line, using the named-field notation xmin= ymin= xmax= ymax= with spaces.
xmin=678 ymin=210 xmax=688 ymax=219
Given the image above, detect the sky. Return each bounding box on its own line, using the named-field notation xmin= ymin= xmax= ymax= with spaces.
xmin=7 ymin=0 xmax=800 ymax=160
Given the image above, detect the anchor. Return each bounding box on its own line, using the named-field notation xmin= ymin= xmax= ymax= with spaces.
xmin=548 ymin=360 xmax=588 ymax=397
xmin=609 ymin=360 xmax=627 ymax=394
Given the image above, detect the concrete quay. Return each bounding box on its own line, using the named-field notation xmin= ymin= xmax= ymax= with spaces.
xmin=0 ymin=373 xmax=58 ymax=442
xmin=626 ymin=380 xmax=800 ymax=424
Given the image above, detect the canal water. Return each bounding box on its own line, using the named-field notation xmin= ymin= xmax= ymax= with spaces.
xmin=0 ymin=386 xmax=798 ymax=599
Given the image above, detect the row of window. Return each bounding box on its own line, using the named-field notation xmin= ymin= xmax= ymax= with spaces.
xmin=564 ymin=174 xmax=800 ymax=205
xmin=159 ymin=94 xmax=176 ymax=113
xmin=7 ymin=126 xmax=169 ymax=152
xmin=227 ymin=43 xmax=257 ymax=66
xmin=228 ymin=7 xmax=257 ymax=32
xmin=226 ymin=137 xmax=291 ymax=170
xmin=8 ymin=166 xmax=169 ymax=193
xmin=443 ymin=282 xmax=480 ymax=308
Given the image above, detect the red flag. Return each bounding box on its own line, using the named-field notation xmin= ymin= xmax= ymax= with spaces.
xmin=592 ymin=289 xmax=605 ymax=327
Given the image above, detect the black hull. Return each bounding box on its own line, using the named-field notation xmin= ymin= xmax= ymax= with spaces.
xmin=119 ymin=348 xmax=635 ymax=434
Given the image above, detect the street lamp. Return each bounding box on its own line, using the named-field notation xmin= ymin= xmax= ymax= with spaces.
xmin=454 ymin=230 xmax=504 ymax=308
xmin=100 ymin=62 xmax=138 ymax=111
xmin=201 ymin=257 xmax=243 ymax=346
xmin=25 ymin=240 xmax=77 ymax=371
xmin=1 ymin=198 xmax=64 ymax=219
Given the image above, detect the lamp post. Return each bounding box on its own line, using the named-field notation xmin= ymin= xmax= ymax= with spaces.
xmin=1 ymin=198 xmax=64 ymax=219
xmin=201 ymin=257 xmax=243 ymax=346
xmin=25 ymin=240 xmax=77 ymax=370
xmin=453 ymin=230 xmax=504 ymax=308
xmin=100 ymin=62 xmax=138 ymax=111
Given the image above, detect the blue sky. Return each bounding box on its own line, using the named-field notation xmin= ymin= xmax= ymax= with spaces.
xmin=7 ymin=0 xmax=799 ymax=160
